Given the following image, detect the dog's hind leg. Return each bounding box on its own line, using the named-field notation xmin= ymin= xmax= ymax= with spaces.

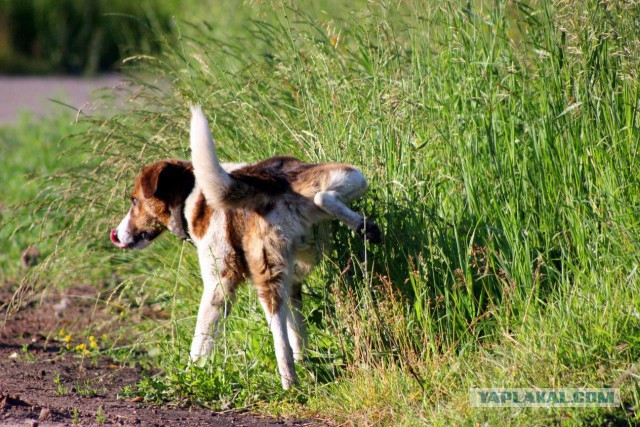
xmin=287 ymin=247 xmax=314 ymax=362
xmin=255 ymin=272 xmax=298 ymax=389
xmin=190 ymin=261 xmax=239 ymax=362
xmin=287 ymin=280 xmax=306 ymax=362
xmin=246 ymin=234 xmax=298 ymax=389
xmin=260 ymin=288 xmax=298 ymax=389
xmin=312 ymin=168 xmax=382 ymax=243
xmin=314 ymin=190 xmax=382 ymax=243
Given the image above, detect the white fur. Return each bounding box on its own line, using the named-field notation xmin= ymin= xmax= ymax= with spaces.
xmin=312 ymin=169 xmax=369 ymax=232
xmin=189 ymin=209 xmax=233 ymax=360
xmin=115 ymin=210 xmax=133 ymax=244
xmin=190 ymin=106 xmax=233 ymax=207
xmin=220 ymin=162 xmax=248 ymax=173
xmin=314 ymin=190 xmax=364 ymax=232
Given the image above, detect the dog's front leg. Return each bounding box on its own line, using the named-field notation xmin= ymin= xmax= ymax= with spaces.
xmin=190 ymin=259 xmax=238 ymax=362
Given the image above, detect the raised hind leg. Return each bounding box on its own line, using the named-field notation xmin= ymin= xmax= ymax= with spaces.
xmin=313 ymin=168 xmax=382 ymax=243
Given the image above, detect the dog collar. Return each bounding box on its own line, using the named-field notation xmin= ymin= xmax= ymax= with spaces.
xmin=168 ymin=203 xmax=193 ymax=244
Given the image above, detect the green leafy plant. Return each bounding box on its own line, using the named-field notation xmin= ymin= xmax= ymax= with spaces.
xmin=74 ymin=380 xmax=99 ymax=397
xmin=95 ymin=405 xmax=106 ymax=424
xmin=54 ymin=373 xmax=69 ymax=397
xmin=71 ymin=407 xmax=80 ymax=424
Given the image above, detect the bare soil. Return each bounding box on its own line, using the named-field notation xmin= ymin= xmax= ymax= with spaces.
xmin=0 ymin=284 xmax=323 ymax=427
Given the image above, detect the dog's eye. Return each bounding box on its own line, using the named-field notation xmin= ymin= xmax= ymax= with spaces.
xmin=131 ymin=197 xmax=138 ymax=205
xmin=140 ymin=232 xmax=148 ymax=240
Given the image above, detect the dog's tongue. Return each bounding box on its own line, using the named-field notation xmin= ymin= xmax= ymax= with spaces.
xmin=110 ymin=229 xmax=128 ymax=248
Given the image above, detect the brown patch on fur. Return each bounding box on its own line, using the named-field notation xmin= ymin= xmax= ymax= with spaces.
xmin=191 ymin=192 xmax=214 ymax=240
xmin=221 ymin=210 xmax=249 ymax=284
xmin=290 ymin=163 xmax=355 ymax=197
xmin=229 ymin=157 xmax=296 ymax=195
xmin=125 ymin=196 xmax=166 ymax=241
xmin=127 ymin=160 xmax=195 ymax=243
xmin=243 ymin=215 xmax=287 ymax=314
xmin=138 ymin=160 xmax=194 ymax=205
xmin=256 ymin=274 xmax=285 ymax=315
xmin=211 ymin=156 xmax=358 ymax=215
xmin=221 ymin=157 xmax=305 ymax=212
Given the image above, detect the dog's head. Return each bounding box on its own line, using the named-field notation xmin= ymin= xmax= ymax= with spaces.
xmin=111 ymin=160 xmax=194 ymax=249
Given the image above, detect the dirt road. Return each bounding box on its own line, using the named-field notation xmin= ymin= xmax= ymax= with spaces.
xmin=0 ymin=284 xmax=321 ymax=426
xmin=0 ymin=75 xmax=124 ymax=125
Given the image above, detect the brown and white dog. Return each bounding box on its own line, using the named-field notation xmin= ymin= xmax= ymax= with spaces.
xmin=110 ymin=106 xmax=381 ymax=389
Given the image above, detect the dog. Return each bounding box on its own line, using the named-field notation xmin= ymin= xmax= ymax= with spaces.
xmin=110 ymin=106 xmax=381 ymax=389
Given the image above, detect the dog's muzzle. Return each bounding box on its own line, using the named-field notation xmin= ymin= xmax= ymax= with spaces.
xmin=110 ymin=228 xmax=128 ymax=249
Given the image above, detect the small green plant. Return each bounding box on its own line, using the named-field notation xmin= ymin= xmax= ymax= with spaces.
xmin=71 ymin=407 xmax=80 ymax=424
xmin=74 ymin=380 xmax=98 ymax=397
xmin=20 ymin=344 xmax=36 ymax=362
xmin=95 ymin=405 xmax=106 ymax=424
xmin=53 ymin=373 xmax=69 ymax=397
xmin=118 ymin=384 xmax=135 ymax=399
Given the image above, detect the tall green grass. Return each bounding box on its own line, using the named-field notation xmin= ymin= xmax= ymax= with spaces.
xmin=17 ymin=0 xmax=640 ymax=424
xmin=0 ymin=0 xmax=177 ymax=74
xmin=0 ymin=112 xmax=90 ymax=284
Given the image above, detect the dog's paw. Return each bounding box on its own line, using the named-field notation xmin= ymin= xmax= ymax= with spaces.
xmin=356 ymin=220 xmax=382 ymax=244
xmin=189 ymin=335 xmax=214 ymax=363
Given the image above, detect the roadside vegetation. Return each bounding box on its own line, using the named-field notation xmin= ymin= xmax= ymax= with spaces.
xmin=2 ymin=0 xmax=640 ymax=425
xmin=0 ymin=0 xmax=178 ymax=74
xmin=0 ymin=113 xmax=87 ymax=281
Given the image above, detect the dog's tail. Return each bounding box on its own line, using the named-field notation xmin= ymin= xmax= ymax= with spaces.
xmin=190 ymin=105 xmax=233 ymax=207
xmin=190 ymin=105 xmax=287 ymax=211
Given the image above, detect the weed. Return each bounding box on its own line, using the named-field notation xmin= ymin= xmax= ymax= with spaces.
xmin=71 ymin=407 xmax=80 ymax=424
xmin=118 ymin=384 xmax=136 ymax=400
xmin=74 ymin=381 xmax=99 ymax=397
xmin=20 ymin=344 xmax=36 ymax=362
xmin=95 ymin=405 xmax=106 ymax=424
xmin=53 ymin=373 xmax=69 ymax=397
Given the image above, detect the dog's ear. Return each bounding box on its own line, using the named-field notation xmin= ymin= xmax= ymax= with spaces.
xmin=139 ymin=163 xmax=163 ymax=199
xmin=139 ymin=161 xmax=195 ymax=204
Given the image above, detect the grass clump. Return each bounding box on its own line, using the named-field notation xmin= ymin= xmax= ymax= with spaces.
xmin=9 ymin=0 xmax=640 ymax=424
